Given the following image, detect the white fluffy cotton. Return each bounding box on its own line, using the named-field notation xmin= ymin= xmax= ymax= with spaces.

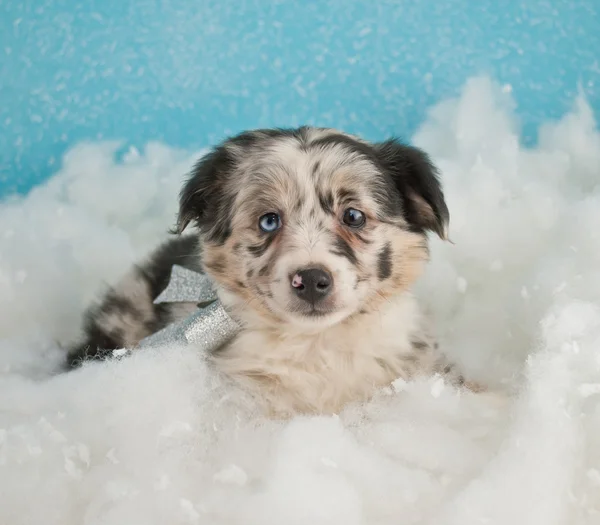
xmin=1 ymin=76 xmax=600 ymax=524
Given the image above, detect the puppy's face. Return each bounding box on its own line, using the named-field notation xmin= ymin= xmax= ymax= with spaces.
xmin=178 ymin=127 xmax=449 ymax=329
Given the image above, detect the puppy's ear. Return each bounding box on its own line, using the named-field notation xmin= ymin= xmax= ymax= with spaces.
xmin=375 ymin=139 xmax=449 ymax=240
xmin=176 ymin=146 xmax=235 ymax=245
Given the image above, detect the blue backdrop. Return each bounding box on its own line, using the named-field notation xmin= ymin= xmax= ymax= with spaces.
xmin=1 ymin=0 xmax=599 ymax=197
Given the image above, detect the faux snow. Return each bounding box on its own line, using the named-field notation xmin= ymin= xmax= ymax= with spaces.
xmin=1 ymin=77 xmax=600 ymax=524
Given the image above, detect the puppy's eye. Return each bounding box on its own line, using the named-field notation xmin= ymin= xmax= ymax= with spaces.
xmin=342 ymin=208 xmax=366 ymax=228
xmin=259 ymin=212 xmax=282 ymax=233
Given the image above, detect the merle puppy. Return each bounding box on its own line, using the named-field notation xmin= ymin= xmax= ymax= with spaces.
xmin=68 ymin=126 xmax=469 ymax=417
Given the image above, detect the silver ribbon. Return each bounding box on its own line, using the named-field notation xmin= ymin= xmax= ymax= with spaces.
xmin=134 ymin=264 xmax=240 ymax=352
xmin=154 ymin=265 xmax=217 ymax=304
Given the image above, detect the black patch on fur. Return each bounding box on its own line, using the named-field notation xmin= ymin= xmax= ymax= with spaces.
xmin=104 ymin=294 xmax=143 ymax=321
xmin=258 ymin=265 xmax=270 ymax=277
xmin=250 ymin=126 xmax=311 ymax=144
xmin=331 ymin=235 xmax=358 ymax=266
xmin=246 ymin=269 xmax=254 ymax=279
xmin=176 ymin=145 xmax=238 ymax=245
xmin=312 ymin=161 xmax=320 ymax=177
xmin=65 ymin=235 xmax=206 ymax=370
xmin=235 ymin=280 xmax=246 ymax=289
xmin=310 ymin=133 xmax=383 ymax=168
xmin=355 ymin=232 xmax=372 ymax=244
xmin=373 ymin=139 xmax=449 ymax=238
xmin=412 ymin=340 xmax=428 ymax=351
xmin=318 ymin=191 xmax=335 ymax=215
xmin=65 ymin=290 xmax=150 ymax=368
xmin=354 ymin=275 xmax=367 ymax=289
xmin=337 ymin=188 xmax=357 ymax=204
xmin=247 ymin=234 xmax=276 ymax=258
xmin=204 ymin=260 xmax=226 ymax=274
xmin=377 ymin=243 xmax=393 ymax=280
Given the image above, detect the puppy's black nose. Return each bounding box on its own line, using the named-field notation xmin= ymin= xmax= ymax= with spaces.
xmin=291 ymin=268 xmax=333 ymax=303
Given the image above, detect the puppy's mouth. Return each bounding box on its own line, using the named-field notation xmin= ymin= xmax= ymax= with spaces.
xmin=293 ymin=304 xmax=335 ymax=318
xmin=279 ymin=298 xmax=350 ymax=326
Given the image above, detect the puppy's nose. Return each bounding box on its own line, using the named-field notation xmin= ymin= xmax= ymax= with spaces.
xmin=291 ymin=268 xmax=333 ymax=303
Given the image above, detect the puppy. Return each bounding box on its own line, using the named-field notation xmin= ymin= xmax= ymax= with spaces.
xmin=68 ymin=126 xmax=465 ymax=417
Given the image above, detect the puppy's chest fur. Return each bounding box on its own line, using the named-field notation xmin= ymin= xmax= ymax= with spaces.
xmin=213 ymin=293 xmax=444 ymax=417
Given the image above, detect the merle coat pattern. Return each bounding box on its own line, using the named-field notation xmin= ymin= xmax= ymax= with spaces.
xmin=68 ymin=126 xmax=474 ymax=417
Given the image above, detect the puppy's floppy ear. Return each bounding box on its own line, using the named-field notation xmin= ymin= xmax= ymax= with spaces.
xmin=176 ymin=146 xmax=235 ymax=245
xmin=375 ymin=139 xmax=449 ymax=240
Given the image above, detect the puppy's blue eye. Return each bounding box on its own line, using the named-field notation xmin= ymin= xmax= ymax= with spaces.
xmin=342 ymin=208 xmax=366 ymax=228
xmin=259 ymin=212 xmax=281 ymax=233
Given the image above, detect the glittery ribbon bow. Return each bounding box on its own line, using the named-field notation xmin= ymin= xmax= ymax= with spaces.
xmin=138 ymin=265 xmax=240 ymax=351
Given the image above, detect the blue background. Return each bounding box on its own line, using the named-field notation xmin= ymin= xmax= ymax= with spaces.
xmin=1 ymin=0 xmax=599 ymax=198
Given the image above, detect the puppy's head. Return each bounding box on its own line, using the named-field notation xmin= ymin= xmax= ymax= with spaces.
xmin=177 ymin=127 xmax=448 ymax=329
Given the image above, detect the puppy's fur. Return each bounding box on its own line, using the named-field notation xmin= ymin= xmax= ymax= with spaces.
xmin=68 ymin=126 xmax=466 ymax=417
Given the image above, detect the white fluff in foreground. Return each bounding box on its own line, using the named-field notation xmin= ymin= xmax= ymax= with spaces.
xmin=1 ymin=77 xmax=600 ymax=524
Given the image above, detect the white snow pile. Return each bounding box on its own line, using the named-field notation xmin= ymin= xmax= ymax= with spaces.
xmin=1 ymin=76 xmax=600 ymax=525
